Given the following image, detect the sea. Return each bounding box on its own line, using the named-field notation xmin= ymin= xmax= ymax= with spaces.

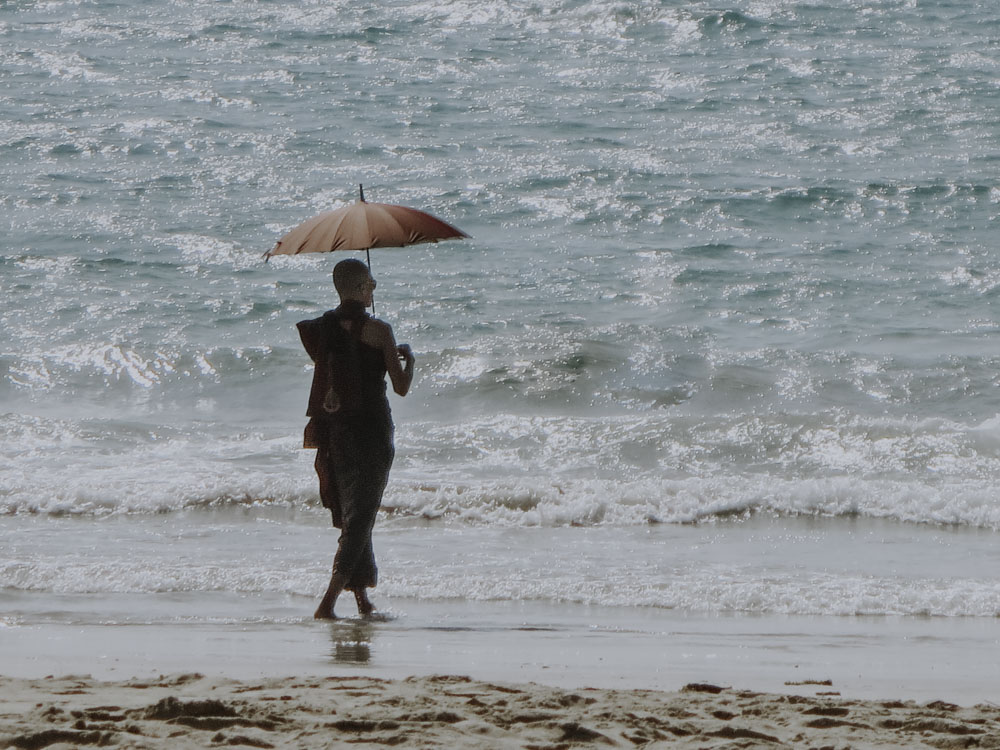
xmin=3 ymin=0 xmax=1000 ymax=686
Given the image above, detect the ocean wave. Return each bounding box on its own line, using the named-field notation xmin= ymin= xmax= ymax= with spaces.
xmin=5 ymin=466 xmax=1000 ymax=533
xmin=381 ymin=568 xmax=1000 ymax=618
xmin=5 ymin=410 xmax=1000 ymax=530
xmin=8 ymin=288 xmax=1000 ymax=417
xmin=5 ymin=540 xmax=999 ymax=618
xmin=1 ymin=343 xmax=287 ymax=394
xmin=697 ymin=10 xmax=766 ymax=35
xmin=380 ymin=474 xmax=1000 ymax=530
xmin=0 ymin=414 xmax=315 ymax=516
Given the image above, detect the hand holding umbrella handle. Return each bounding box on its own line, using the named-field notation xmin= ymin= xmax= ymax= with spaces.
xmin=397 ymin=344 xmax=414 ymax=367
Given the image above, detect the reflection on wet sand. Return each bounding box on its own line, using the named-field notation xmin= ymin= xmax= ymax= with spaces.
xmin=327 ymin=620 xmax=375 ymax=664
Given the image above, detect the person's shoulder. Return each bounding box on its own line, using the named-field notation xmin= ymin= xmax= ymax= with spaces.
xmin=297 ymin=310 xmax=336 ymax=325
xmin=296 ymin=311 xmax=337 ymax=339
xmin=366 ymin=316 xmax=393 ymax=333
xmin=364 ymin=317 xmax=395 ymax=343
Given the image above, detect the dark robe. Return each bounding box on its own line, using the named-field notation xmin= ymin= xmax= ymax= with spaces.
xmin=297 ymin=301 xmax=394 ymax=592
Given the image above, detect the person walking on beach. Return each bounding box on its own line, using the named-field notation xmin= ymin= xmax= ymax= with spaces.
xmin=296 ymin=258 xmax=414 ymax=619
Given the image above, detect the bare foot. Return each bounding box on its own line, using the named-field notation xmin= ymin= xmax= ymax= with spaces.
xmin=313 ymin=598 xmax=338 ymax=620
xmin=354 ymin=589 xmax=374 ymax=617
xmin=314 ymin=573 xmax=346 ymax=620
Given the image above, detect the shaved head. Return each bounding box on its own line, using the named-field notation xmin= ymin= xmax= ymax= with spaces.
xmin=333 ymin=258 xmax=371 ymax=297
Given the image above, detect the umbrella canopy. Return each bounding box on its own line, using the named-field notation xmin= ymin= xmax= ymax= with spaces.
xmin=266 ymin=185 xmax=469 ymax=260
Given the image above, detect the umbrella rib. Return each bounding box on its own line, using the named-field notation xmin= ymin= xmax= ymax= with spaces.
xmin=309 ymin=208 xmax=354 ymax=253
xmin=365 ymin=203 xmax=407 ymax=248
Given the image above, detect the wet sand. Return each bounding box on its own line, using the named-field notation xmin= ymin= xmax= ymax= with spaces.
xmin=3 ymin=594 xmax=1000 ymax=703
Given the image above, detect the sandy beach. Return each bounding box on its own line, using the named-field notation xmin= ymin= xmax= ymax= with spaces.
xmin=3 ymin=671 xmax=1000 ymax=749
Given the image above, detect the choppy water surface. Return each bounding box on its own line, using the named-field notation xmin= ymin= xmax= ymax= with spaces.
xmin=3 ymin=0 xmax=1000 ymax=618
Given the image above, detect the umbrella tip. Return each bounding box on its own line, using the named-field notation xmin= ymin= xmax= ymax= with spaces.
xmin=359 ymin=183 xmax=365 ymax=202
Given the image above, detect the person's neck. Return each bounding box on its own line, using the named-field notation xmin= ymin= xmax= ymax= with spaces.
xmin=336 ymin=298 xmax=368 ymax=315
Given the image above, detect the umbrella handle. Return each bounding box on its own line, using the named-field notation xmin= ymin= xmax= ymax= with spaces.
xmin=366 ymin=247 xmax=375 ymax=315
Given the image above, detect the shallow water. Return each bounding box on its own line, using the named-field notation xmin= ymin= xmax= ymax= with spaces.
xmin=3 ymin=511 xmax=998 ymax=618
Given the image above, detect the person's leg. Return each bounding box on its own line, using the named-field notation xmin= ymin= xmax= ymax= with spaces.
xmin=317 ymin=521 xmax=373 ymax=618
xmin=313 ymin=570 xmax=347 ymax=619
xmin=317 ymin=420 xmax=392 ymax=619
xmin=348 ymin=537 xmax=377 ymax=615
xmin=353 ymin=587 xmax=374 ymax=616
xmin=330 ymin=499 xmax=376 ymax=587
xmin=313 ymin=425 xmax=358 ymax=619
xmin=351 ymin=437 xmax=393 ymax=616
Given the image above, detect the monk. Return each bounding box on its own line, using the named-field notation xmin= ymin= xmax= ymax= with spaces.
xmin=296 ymin=258 xmax=414 ymax=619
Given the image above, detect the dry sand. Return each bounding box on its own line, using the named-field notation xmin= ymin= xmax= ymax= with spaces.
xmin=2 ymin=672 xmax=999 ymax=749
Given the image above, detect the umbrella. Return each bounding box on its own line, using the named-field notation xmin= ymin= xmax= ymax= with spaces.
xmin=265 ymin=185 xmax=469 ymax=269
xmin=266 ymin=186 xmax=469 ymax=312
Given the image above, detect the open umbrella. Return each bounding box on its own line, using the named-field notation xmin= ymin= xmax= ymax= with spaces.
xmin=266 ymin=184 xmax=469 ymax=268
xmin=266 ymin=186 xmax=468 ymax=312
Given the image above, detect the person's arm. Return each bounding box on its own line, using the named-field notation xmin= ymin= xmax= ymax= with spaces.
xmin=378 ymin=322 xmax=414 ymax=396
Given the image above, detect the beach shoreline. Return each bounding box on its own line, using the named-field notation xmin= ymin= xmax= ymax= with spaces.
xmin=3 ymin=671 xmax=999 ymax=749
xmin=4 ymin=592 xmax=999 ymax=700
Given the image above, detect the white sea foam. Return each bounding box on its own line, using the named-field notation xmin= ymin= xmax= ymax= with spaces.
xmin=31 ymin=50 xmax=116 ymax=83
xmin=381 ymin=474 xmax=1000 ymax=530
xmin=4 ymin=442 xmax=1000 ymax=532
xmin=4 ymin=518 xmax=998 ymax=618
xmin=4 ymin=405 xmax=1000 ymax=530
xmin=381 ymin=568 xmax=1000 ymax=618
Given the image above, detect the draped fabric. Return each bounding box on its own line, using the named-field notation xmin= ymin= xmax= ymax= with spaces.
xmin=297 ymin=302 xmax=394 ymax=591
